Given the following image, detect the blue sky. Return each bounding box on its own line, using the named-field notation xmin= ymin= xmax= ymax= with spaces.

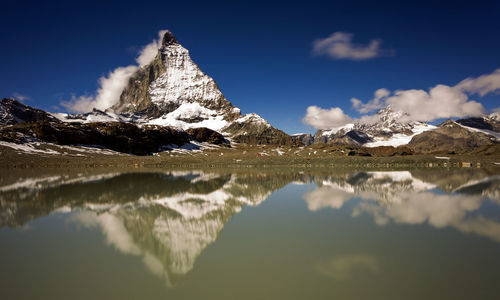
xmin=1 ymin=0 xmax=500 ymax=134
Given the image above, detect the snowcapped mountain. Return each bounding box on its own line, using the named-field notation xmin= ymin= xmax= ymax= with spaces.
xmin=312 ymin=105 xmax=500 ymax=150
xmin=1 ymin=31 xmax=498 ymax=153
xmin=53 ymin=31 xmax=294 ymax=145
xmin=456 ymin=114 xmax=500 ymax=135
xmin=314 ymin=106 xmax=437 ymax=147
xmin=0 ymin=31 xmax=297 ymax=152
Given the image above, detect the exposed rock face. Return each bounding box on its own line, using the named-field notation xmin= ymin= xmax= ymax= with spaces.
xmin=408 ymin=120 xmax=496 ymax=154
xmin=456 ymin=114 xmax=500 ymax=133
xmin=314 ymin=128 xmax=373 ymax=146
xmin=0 ymin=98 xmax=59 ymax=125
xmin=111 ymin=31 xmax=293 ymax=145
xmin=185 ymin=127 xmax=229 ymax=145
xmin=223 ymin=113 xmax=298 ymax=145
xmin=332 ymin=130 xmax=372 ymax=146
xmin=114 ymin=31 xmax=236 ymax=120
xmin=356 ymin=107 xmax=415 ymax=137
xmin=292 ymin=133 xmax=313 ymax=146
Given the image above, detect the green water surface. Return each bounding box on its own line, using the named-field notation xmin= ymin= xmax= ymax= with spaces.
xmin=1 ymin=169 xmax=499 ymax=299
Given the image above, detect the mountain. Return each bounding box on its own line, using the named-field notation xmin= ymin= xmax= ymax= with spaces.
xmin=291 ymin=133 xmax=314 ymax=146
xmin=456 ymin=114 xmax=500 ymax=133
xmin=0 ymin=98 xmax=58 ymax=125
xmin=407 ymin=119 xmax=497 ymax=154
xmin=54 ymin=30 xmax=295 ymax=145
xmin=0 ymin=31 xmax=298 ymax=152
xmin=114 ymin=31 xmax=236 ymax=120
xmin=1 ymin=31 xmax=498 ymax=154
xmin=313 ymin=106 xmax=436 ymax=147
xmin=311 ymin=106 xmax=499 ymax=153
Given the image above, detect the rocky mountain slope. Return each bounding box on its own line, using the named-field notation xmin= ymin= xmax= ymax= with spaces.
xmin=54 ymin=31 xmax=295 ymax=146
xmin=408 ymin=119 xmax=497 ymax=154
xmin=456 ymin=114 xmax=500 ymax=133
xmin=0 ymin=31 xmax=297 ymax=152
xmin=0 ymin=98 xmax=59 ymax=125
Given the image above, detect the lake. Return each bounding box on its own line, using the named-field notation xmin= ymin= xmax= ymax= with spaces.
xmin=1 ymin=168 xmax=499 ymax=299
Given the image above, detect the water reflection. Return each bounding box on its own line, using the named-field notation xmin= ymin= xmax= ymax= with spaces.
xmin=0 ymin=168 xmax=499 ymax=288
xmin=0 ymin=171 xmax=291 ymax=286
xmin=304 ymin=171 xmax=500 ymax=243
xmin=316 ymin=254 xmax=379 ymax=281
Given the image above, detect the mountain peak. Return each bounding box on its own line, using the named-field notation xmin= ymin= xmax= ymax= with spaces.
xmin=161 ymin=30 xmax=178 ymax=47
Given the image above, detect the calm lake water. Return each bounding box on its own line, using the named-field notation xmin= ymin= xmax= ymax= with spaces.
xmin=1 ymin=168 xmax=499 ymax=299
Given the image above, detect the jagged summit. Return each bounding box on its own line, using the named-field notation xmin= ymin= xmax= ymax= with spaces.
xmin=113 ymin=29 xmax=230 ymax=116
xmin=161 ymin=30 xmax=178 ymax=46
xmin=0 ymin=98 xmax=58 ymax=125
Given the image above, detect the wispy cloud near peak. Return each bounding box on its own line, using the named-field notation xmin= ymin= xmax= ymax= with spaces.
xmin=12 ymin=92 xmax=31 ymax=101
xmin=61 ymin=30 xmax=167 ymax=113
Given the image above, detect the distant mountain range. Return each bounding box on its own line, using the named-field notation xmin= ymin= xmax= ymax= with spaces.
xmin=303 ymin=106 xmax=499 ymax=150
xmin=0 ymin=31 xmax=499 ymax=155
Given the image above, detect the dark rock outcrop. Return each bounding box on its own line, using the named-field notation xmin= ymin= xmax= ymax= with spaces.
xmin=0 ymin=121 xmax=192 ymax=155
xmin=186 ymin=127 xmax=229 ymax=145
xmin=292 ymin=134 xmax=313 ymax=146
xmin=223 ymin=116 xmax=299 ymax=146
xmin=408 ymin=120 xmax=496 ymax=154
xmin=0 ymin=98 xmax=59 ymax=125
xmin=456 ymin=115 xmax=500 ymax=133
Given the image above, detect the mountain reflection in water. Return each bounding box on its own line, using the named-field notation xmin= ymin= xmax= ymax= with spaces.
xmin=0 ymin=169 xmax=499 ymax=288
xmin=303 ymin=171 xmax=500 ymax=243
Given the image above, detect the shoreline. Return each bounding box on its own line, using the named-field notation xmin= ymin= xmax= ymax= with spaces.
xmin=1 ymin=143 xmax=499 ymax=171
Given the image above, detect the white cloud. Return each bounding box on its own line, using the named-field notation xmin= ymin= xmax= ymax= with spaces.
xmin=456 ymin=68 xmax=500 ymax=96
xmin=61 ymin=30 xmax=167 ymax=113
xmin=385 ymin=84 xmax=485 ymax=122
xmin=73 ymin=211 xmax=141 ymax=255
xmin=12 ymin=92 xmax=31 ymax=101
xmin=61 ymin=66 xmax=139 ymax=113
xmin=351 ymin=88 xmax=390 ymax=114
xmin=312 ymin=32 xmax=393 ymax=60
xmin=136 ymin=30 xmax=168 ymax=67
xmin=316 ymin=255 xmax=379 ymax=281
xmin=492 ymin=106 xmax=500 ymax=117
xmin=302 ymin=106 xmax=352 ymax=130
xmin=303 ymin=186 xmax=353 ymax=211
xmin=336 ymin=70 xmax=500 ymax=126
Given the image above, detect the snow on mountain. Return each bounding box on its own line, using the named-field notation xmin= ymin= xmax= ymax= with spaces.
xmin=146 ymin=102 xmax=229 ymax=131
xmin=320 ymin=123 xmax=355 ymax=136
xmin=364 ymin=123 xmax=437 ymax=147
xmin=456 ymin=121 xmax=500 ymax=140
xmin=43 ymin=31 xmax=290 ymax=144
xmin=314 ymin=106 xmax=438 ymax=147
xmin=148 ymin=42 xmax=225 ymax=110
xmin=234 ymin=113 xmax=270 ymax=127
xmin=51 ymin=109 xmax=133 ymax=123
xmin=0 ymin=98 xmax=59 ymax=125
